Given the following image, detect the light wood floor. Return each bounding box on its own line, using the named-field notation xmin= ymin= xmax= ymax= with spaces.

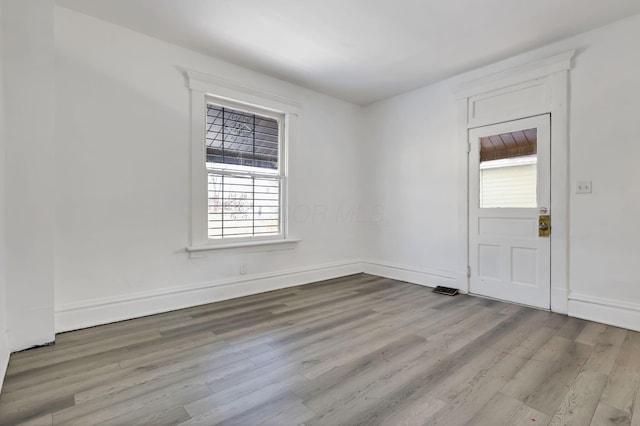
xmin=1 ymin=274 xmax=639 ymax=425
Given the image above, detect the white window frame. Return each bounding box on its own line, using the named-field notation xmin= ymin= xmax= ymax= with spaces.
xmin=186 ymin=71 xmax=301 ymax=251
xmin=205 ymin=98 xmax=285 ymax=241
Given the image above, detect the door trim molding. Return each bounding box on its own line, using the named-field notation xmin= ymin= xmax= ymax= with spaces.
xmin=457 ymin=50 xmax=575 ymax=314
xmin=455 ymin=50 xmax=575 ymax=99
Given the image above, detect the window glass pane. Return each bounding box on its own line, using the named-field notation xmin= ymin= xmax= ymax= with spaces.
xmin=479 ymin=128 xmax=537 ymax=208
xmin=206 ymin=104 xmax=279 ymax=170
xmin=208 ymin=173 xmax=280 ymax=239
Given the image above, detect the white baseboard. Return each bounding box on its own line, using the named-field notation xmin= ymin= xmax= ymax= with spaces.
xmin=362 ymin=260 xmax=464 ymax=293
xmin=53 ymin=257 xmax=587 ymax=335
xmin=55 ymin=260 xmax=363 ymax=333
xmin=568 ymin=293 xmax=640 ymax=332
xmin=0 ymin=352 xmax=7 ymax=394
xmin=0 ymin=333 xmax=9 ymax=394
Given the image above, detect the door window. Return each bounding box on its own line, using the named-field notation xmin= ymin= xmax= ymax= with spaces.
xmin=479 ymin=128 xmax=537 ymax=208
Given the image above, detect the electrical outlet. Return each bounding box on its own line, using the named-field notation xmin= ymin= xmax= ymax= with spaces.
xmin=239 ymin=263 xmax=247 ymax=275
xmin=576 ymin=181 xmax=592 ymax=194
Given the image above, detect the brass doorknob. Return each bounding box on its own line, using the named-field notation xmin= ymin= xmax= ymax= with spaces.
xmin=539 ymin=215 xmax=551 ymax=237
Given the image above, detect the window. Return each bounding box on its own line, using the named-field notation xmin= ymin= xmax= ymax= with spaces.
xmin=186 ymin=70 xmax=299 ymax=250
xmin=479 ymin=128 xmax=538 ymax=208
xmin=205 ymin=102 xmax=284 ymax=239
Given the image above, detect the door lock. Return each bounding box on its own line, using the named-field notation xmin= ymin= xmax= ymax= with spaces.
xmin=539 ymin=215 xmax=551 ymax=237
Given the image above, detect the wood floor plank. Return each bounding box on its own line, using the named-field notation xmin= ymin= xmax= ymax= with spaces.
xmin=52 ymin=359 xmax=252 ymax=424
xmin=6 ymin=331 xmax=164 ymax=376
xmin=575 ymin=322 xmax=608 ymax=346
xmin=256 ymin=401 xmax=315 ymax=426
xmin=377 ymin=393 xmax=446 ymax=426
xmin=590 ymin=401 xmax=632 ymax=426
xmin=600 ymin=331 xmax=640 ymax=416
xmin=502 ymin=336 xmax=594 ymax=415
xmin=12 ymin=413 xmax=53 ymax=426
xmin=424 ymin=375 xmax=507 ymax=425
xmin=73 ymin=346 xmax=254 ymax=405
xmin=509 ymin=404 xmax=550 ymax=425
xmin=0 ymin=394 xmax=75 ymax=426
xmin=485 ymin=326 xmax=557 ymax=382
xmin=200 ymin=284 xmax=405 ymax=345
xmin=298 ymin=334 xmax=441 ymax=413
xmin=549 ymin=369 xmax=608 ymax=425
xmin=556 ymin=317 xmax=590 ymax=340
xmin=246 ymin=311 xmax=383 ymax=370
xmin=425 ymin=309 xmax=549 ymax=400
xmin=0 ymin=273 xmax=636 ymax=426
xmin=183 ymin=376 xmax=306 ymax=423
xmin=300 ymin=308 xmax=444 ymax=380
xmin=0 ymin=362 xmax=124 ymax=403
xmin=126 ymin=406 xmax=192 ymax=426
xmin=63 ymin=383 xmax=211 ymax=426
xmin=463 ymin=391 xmax=523 ymax=425
xmin=431 ymin=308 xmax=509 ymax=354
xmin=10 ymin=328 xmax=165 ymax=365
xmin=582 ymin=326 xmax=627 ymax=375
xmin=209 ymin=391 xmax=302 ymax=426
xmin=632 ymin=380 xmax=640 ymax=426
xmin=311 ymin=307 xmax=538 ymax=425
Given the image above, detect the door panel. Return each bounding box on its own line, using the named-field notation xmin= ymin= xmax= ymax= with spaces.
xmin=469 ymin=115 xmax=551 ymax=309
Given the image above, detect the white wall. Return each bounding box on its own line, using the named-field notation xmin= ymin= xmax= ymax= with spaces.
xmin=361 ymin=81 xmax=462 ymax=288
xmin=362 ymin=14 xmax=640 ymax=330
xmin=0 ymin=0 xmax=10 ymax=391
xmin=2 ymin=0 xmax=56 ymax=351
xmin=567 ymin=14 xmax=640 ymax=329
xmin=54 ymin=7 xmax=363 ymax=331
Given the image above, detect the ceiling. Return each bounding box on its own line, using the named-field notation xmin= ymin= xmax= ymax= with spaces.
xmin=56 ymin=0 xmax=640 ymax=105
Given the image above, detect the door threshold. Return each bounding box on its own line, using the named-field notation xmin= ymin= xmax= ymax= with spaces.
xmin=469 ymin=293 xmax=551 ymax=312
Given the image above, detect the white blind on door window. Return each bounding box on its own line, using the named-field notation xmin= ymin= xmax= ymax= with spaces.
xmin=480 ymin=162 xmax=537 ymax=208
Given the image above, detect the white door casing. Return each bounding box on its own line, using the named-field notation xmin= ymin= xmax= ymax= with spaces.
xmin=469 ymin=114 xmax=551 ymax=309
xmin=456 ymin=50 xmax=573 ymax=313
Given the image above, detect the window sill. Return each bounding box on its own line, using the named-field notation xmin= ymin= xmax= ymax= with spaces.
xmin=186 ymin=238 xmax=300 ymax=253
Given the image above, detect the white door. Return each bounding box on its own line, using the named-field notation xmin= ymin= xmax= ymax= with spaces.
xmin=469 ymin=115 xmax=551 ymax=309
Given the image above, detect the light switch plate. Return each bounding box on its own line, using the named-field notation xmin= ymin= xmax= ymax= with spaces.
xmin=576 ymin=181 xmax=592 ymax=194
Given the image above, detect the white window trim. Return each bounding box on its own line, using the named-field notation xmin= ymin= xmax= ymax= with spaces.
xmin=186 ymin=70 xmax=301 ymax=251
